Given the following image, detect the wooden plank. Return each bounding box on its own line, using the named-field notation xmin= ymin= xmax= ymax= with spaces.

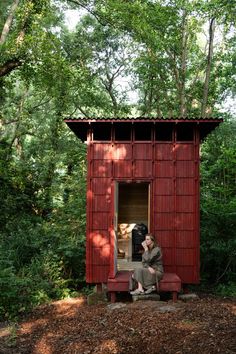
xmin=92 ymin=246 xmax=110 ymax=265
xmin=113 ymin=143 xmax=132 ymax=160
xmin=93 ymin=212 xmax=109 ymax=229
xmin=155 ymin=196 xmax=175 ymax=212
xmin=176 ymin=213 xmax=195 ymax=230
xmin=113 ymin=160 xmax=132 ymax=177
xmin=175 ymin=143 xmax=194 ymax=160
xmin=93 ymin=143 xmax=113 ymax=159
xmin=176 ymin=196 xmax=195 ymax=212
xmin=176 ymin=266 xmax=199 ymax=284
xmin=155 ymin=143 xmax=173 ymax=160
xmin=89 ymin=231 xmax=110 ymax=247
xmin=162 ymin=247 xmax=176 ymax=265
xmin=134 ymin=160 xmax=152 ymax=177
xmin=92 ymin=160 xmax=112 ymax=177
xmin=92 ymin=177 xmax=111 ymax=195
xmin=155 ymin=161 xmax=174 ymax=177
xmin=133 ymin=143 xmax=152 ymax=159
xmin=117 ymin=260 xmax=142 ymax=271
xmin=107 ymin=271 xmax=182 ymax=294
xmin=176 ymin=178 xmax=195 ymax=195
xmin=154 ymin=178 xmax=174 ymax=195
xmin=176 ymin=231 xmax=196 ymax=248
xmin=86 ymin=129 xmax=93 ymax=283
xmin=176 ymin=249 xmax=196 ymax=266
xmin=154 ymin=212 xmax=175 ymax=230
xmin=176 ymin=161 xmax=195 ymax=177
xmin=90 ymin=265 xmax=110 ymax=283
xmin=194 ymin=127 xmax=200 ymax=285
xmin=92 ymin=195 xmax=111 ymax=212
xmin=164 ymin=265 xmax=176 ymax=273
xmin=156 ymin=231 xmax=175 ymax=247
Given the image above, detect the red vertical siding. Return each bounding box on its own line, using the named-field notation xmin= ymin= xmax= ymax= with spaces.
xmin=154 ymin=178 xmax=174 ymax=195
xmin=86 ymin=128 xmax=200 ymax=285
xmin=86 ymin=142 xmax=112 ymax=283
xmin=92 ymin=160 xmax=112 ymax=177
xmin=113 ymin=160 xmax=132 ymax=177
xmin=155 ymin=143 xmax=173 ymax=160
xmin=86 ymin=129 xmax=92 ymax=283
xmin=154 ymin=143 xmax=176 ymax=273
xmin=134 ymin=143 xmax=153 ymax=159
xmin=134 ymin=160 xmax=152 ymax=177
xmin=174 ymin=141 xmax=199 ymax=283
xmin=155 ymin=196 xmax=175 ymax=212
xmin=113 ymin=143 xmax=132 ymax=160
xmin=155 ymin=161 xmax=174 ymax=177
xmin=176 ymin=179 xmax=195 ymax=195
xmin=175 ymin=144 xmax=194 ymax=160
xmin=153 ymin=140 xmax=200 ymax=283
xmin=93 ymin=143 xmax=113 ymax=159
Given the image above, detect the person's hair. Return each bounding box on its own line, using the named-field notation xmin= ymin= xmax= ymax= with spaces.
xmin=145 ymin=233 xmax=157 ymax=248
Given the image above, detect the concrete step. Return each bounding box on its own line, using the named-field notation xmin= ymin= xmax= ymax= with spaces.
xmin=132 ymin=293 xmax=160 ymax=302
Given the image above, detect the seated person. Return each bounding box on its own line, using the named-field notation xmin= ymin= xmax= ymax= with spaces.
xmin=130 ymin=233 xmax=163 ymax=295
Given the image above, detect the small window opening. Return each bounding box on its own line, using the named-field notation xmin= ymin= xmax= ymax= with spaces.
xmin=114 ymin=123 xmax=131 ymax=141
xmin=176 ymin=123 xmax=194 ymax=141
xmin=155 ymin=123 xmax=173 ymax=141
xmin=93 ymin=123 xmax=111 ymax=141
xmin=134 ymin=123 xmax=152 ymax=141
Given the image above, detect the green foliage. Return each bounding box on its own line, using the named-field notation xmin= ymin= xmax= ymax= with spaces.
xmin=215 ymin=282 xmax=236 ymax=297
xmin=0 ymin=0 xmax=236 ymax=319
xmin=0 ymin=253 xmax=33 ymax=319
xmin=0 ymin=75 xmax=87 ymax=320
xmin=200 ymin=118 xmax=236 ymax=285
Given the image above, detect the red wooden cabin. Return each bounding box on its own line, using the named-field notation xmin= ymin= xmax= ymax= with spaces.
xmin=65 ymin=117 xmax=222 ymax=301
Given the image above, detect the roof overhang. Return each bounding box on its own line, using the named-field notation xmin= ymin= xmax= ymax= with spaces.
xmin=64 ymin=118 xmax=223 ymax=142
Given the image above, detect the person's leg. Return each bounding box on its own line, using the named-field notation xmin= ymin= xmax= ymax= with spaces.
xmin=144 ymin=285 xmax=156 ymax=294
xmin=137 ymin=281 xmax=144 ymax=291
xmin=130 ymin=268 xmax=145 ymax=294
xmin=143 ymin=269 xmax=159 ymax=293
xmin=129 ymin=273 xmax=136 ymax=291
xmin=130 ymin=284 xmax=144 ymax=295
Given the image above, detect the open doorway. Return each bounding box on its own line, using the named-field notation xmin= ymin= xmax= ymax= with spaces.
xmin=115 ymin=182 xmax=150 ymax=270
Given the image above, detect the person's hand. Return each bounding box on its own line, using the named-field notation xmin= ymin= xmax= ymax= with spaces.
xmin=141 ymin=241 xmax=148 ymax=251
xmin=148 ymin=267 xmax=155 ymax=274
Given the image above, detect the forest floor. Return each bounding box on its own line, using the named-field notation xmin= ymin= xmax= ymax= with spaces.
xmin=0 ymin=293 xmax=235 ymax=354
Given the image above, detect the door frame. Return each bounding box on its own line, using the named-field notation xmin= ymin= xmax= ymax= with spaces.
xmin=109 ymin=179 xmax=152 ymax=278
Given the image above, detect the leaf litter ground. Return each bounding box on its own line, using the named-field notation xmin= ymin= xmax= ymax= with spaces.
xmin=0 ymin=295 xmax=235 ymax=354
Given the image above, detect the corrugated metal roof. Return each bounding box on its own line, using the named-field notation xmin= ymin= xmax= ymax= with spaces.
xmin=65 ymin=116 xmax=223 ymax=142
xmin=64 ymin=116 xmax=223 ymax=121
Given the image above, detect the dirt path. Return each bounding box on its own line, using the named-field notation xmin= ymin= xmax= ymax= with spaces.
xmin=0 ymin=295 xmax=235 ymax=354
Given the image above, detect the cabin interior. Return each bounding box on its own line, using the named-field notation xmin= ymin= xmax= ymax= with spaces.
xmin=116 ymin=182 xmax=150 ymax=271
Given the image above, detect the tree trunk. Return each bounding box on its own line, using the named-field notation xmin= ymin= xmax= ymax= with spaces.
xmin=0 ymin=59 xmax=22 ymax=77
xmin=180 ymin=10 xmax=188 ymax=117
xmin=102 ymin=75 xmax=118 ymax=115
xmin=201 ymin=18 xmax=215 ymax=118
xmin=0 ymin=0 xmax=20 ymax=45
xmin=8 ymin=89 xmax=28 ymax=157
xmin=147 ymin=75 xmax=154 ymax=115
xmin=156 ymin=95 xmax=161 ymax=117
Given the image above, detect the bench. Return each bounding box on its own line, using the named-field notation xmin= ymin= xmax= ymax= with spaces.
xmin=107 ymin=271 xmax=181 ymax=303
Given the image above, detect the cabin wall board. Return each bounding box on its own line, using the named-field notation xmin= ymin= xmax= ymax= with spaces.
xmin=86 ymin=138 xmax=200 ymax=284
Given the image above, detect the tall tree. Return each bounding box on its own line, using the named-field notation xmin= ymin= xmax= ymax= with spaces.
xmin=62 ymin=14 xmax=133 ymax=116
xmin=69 ymin=0 xmax=236 ymax=116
